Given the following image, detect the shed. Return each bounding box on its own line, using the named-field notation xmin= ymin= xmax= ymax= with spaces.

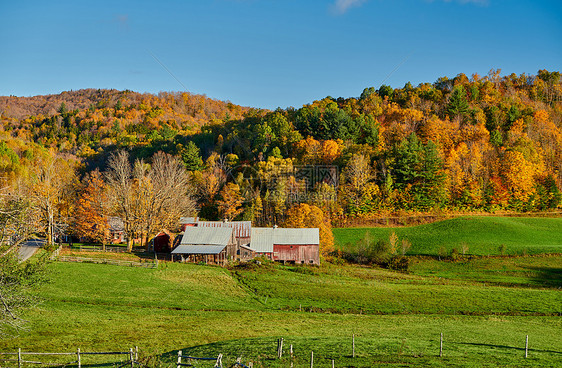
xmin=250 ymin=227 xmax=320 ymax=265
xmin=172 ymin=226 xmax=236 ymax=264
xmin=153 ymin=229 xmax=174 ymax=253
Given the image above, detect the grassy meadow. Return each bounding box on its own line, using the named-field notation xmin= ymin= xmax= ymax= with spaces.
xmin=1 ymin=216 xmax=561 ymax=367
xmin=333 ymin=216 xmax=562 ymax=256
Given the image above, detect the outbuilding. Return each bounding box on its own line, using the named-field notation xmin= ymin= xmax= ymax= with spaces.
xmin=250 ymin=227 xmax=320 ymax=265
xmin=171 ymin=226 xmax=237 ymax=265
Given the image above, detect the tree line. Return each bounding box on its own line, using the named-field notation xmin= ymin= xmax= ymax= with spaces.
xmin=1 ymin=69 xmax=561 ymax=250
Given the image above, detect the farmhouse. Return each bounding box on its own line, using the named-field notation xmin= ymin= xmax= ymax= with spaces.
xmin=251 ymin=227 xmax=320 ymax=265
xmin=171 ymin=226 xmax=237 ymax=265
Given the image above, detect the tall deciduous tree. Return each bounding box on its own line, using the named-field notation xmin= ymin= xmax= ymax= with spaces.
xmin=31 ymin=155 xmax=76 ymax=246
xmin=73 ymin=170 xmax=109 ymax=249
xmin=105 ymin=151 xmax=196 ymax=251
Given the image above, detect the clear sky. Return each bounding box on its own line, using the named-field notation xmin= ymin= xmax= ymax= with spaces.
xmin=1 ymin=0 xmax=560 ymax=110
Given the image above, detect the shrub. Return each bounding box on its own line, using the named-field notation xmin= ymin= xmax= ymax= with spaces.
xmin=450 ymin=248 xmax=461 ymax=262
xmin=386 ymin=255 xmax=410 ymax=271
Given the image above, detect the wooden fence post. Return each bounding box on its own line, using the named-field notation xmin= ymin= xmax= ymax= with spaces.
xmin=18 ymin=348 xmax=21 ymax=368
xmin=310 ymin=351 xmax=314 ymax=368
xmin=440 ymin=333 xmax=443 ymax=357
xmin=130 ymin=348 xmax=134 ymax=367
xmin=135 ymin=346 xmax=139 ymax=361
xmin=332 ymin=359 xmax=335 ymax=368
xmin=177 ymin=350 xmax=182 ymax=368
xmin=77 ymin=348 xmax=81 ymax=368
xmin=215 ymin=353 xmax=223 ymax=368
xmin=278 ymin=338 xmax=284 ymax=358
xmin=525 ymin=335 xmax=528 ymax=358
xmin=290 ymin=344 xmax=293 ymax=357
xmin=352 ymin=334 xmax=355 ymax=358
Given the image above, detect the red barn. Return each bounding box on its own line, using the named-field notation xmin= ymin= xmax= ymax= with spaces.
xmin=250 ymin=227 xmax=320 ymax=265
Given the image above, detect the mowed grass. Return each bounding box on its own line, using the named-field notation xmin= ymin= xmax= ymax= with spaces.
xmin=232 ymin=262 xmax=561 ymax=315
xmin=1 ymin=254 xmax=561 ymax=367
xmin=333 ymin=216 xmax=562 ymax=256
xmin=409 ymin=255 xmax=562 ymax=288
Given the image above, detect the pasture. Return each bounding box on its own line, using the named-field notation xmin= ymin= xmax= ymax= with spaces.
xmin=1 ymin=250 xmax=561 ymax=367
xmin=333 ymin=216 xmax=562 ymax=256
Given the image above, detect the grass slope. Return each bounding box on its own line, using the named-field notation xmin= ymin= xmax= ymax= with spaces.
xmin=333 ymin=216 xmax=562 ymax=256
xmin=1 ymin=255 xmax=561 ymax=367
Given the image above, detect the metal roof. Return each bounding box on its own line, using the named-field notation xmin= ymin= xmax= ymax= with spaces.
xmin=250 ymin=227 xmax=320 ymax=253
xmin=179 ymin=217 xmax=199 ymax=224
xmin=180 ymin=227 xmax=233 ymax=246
xmin=172 ymin=244 xmax=226 ymax=255
xmin=250 ymin=227 xmax=275 ymax=253
xmin=196 ymin=221 xmax=252 ymax=238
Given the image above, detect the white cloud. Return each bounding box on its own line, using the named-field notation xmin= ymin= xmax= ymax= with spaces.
xmin=332 ymin=0 xmax=368 ymax=14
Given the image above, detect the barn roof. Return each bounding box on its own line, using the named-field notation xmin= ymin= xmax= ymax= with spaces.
xmin=172 ymin=244 xmax=226 ymax=255
xmin=250 ymin=227 xmax=320 ymax=253
xmin=179 ymin=226 xmax=233 ymax=246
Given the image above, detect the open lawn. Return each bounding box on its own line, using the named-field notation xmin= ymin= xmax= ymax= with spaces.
xmin=1 ymin=254 xmax=561 ymax=367
xmin=333 ymin=216 xmax=562 ymax=256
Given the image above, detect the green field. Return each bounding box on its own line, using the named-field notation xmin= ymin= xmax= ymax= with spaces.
xmin=1 ymin=250 xmax=561 ymax=368
xmin=333 ymin=216 xmax=562 ymax=256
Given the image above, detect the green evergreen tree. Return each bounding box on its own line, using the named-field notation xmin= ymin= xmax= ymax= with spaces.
xmin=179 ymin=141 xmax=203 ymax=171
xmin=446 ymin=86 xmax=470 ymax=121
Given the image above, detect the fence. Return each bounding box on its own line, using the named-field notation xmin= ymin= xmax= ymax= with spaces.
xmin=176 ymin=351 xmax=224 ymax=368
xmin=57 ymin=255 xmax=158 ymax=268
xmin=64 ymin=244 xmax=129 ymax=253
xmin=0 ymin=347 xmax=139 ymax=368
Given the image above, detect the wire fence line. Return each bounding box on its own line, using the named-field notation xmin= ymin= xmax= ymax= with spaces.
xmin=56 ymin=255 xmax=158 ymax=268
xmin=0 ymin=347 xmax=139 ymax=368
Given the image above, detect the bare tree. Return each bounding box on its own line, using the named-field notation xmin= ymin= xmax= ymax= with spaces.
xmin=139 ymin=152 xmax=196 ymax=250
xmin=31 ymin=156 xmax=76 ymax=247
xmin=105 ymin=151 xmax=136 ymax=251
xmin=105 ymin=151 xmax=196 ymax=252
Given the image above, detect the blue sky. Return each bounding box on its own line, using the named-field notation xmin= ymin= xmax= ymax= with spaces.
xmin=1 ymin=0 xmax=560 ymax=109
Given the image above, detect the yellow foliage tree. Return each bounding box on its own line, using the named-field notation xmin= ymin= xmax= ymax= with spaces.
xmin=284 ymin=203 xmax=334 ymax=257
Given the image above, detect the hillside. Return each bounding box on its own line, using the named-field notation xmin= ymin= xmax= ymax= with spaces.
xmin=1 ymin=70 xmax=561 ymax=228
xmin=333 ymin=216 xmax=562 ymax=256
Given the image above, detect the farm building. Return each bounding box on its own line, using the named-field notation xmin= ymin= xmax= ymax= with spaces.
xmin=152 ymin=229 xmax=174 ymax=253
xmin=250 ymin=227 xmax=320 ymax=265
xmin=179 ymin=217 xmax=251 ymax=246
xmin=108 ymin=217 xmax=125 ymax=244
xmin=171 ymin=219 xmax=320 ymax=265
xmin=171 ymin=226 xmax=237 ymax=265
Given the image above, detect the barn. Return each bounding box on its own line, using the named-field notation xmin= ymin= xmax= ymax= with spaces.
xmin=171 ymin=226 xmax=237 ymax=265
xmin=179 ymin=218 xmax=251 ymax=246
xmin=250 ymin=227 xmax=320 ymax=265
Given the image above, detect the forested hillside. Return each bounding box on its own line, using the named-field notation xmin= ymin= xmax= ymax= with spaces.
xmin=1 ymin=69 xmax=561 ymax=235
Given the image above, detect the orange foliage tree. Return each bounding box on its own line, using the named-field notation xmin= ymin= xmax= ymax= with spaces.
xmin=73 ymin=171 xmax=109 ymax=247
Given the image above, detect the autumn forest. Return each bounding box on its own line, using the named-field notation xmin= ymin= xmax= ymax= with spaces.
xmin=1 ymin=69 xmax=561 ymax=254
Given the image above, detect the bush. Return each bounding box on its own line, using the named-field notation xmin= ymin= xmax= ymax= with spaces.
xmin=386 ymin=256 xmax=410 ymax=271
xmin=450 ymin=248 xmax=461 ymax=262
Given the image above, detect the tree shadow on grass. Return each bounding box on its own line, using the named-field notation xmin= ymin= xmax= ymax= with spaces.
xmin=457 ymin=342 xmax=562 ymax=355
xmin=526 ymin=266 xmax=562 ymax=288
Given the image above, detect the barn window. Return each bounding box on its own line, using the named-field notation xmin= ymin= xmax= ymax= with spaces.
xmin=290 ymin=246 xmax=293 ymax=249
xmin=310 ymin=260 xmax=314 ymax=263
